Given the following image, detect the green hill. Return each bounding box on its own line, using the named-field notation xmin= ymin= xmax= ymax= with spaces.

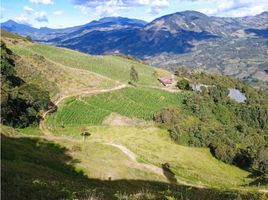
xmin=1 ymin=30 xmax=267 ymax=200
xmin=1 ymin=126 xmax=265 ymax=200
xmin=11 ymin=43 xmax=162 ymax=86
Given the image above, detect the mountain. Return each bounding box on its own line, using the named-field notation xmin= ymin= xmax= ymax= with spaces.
xmin=1 ymin=30 xmax=268 ymax=199
xmin=50 ymin=11 xmax=219 ymax=57
xmin=46 ymin=11 xmax=268 ymax=87
xmin=1 ymin=20 xmax=37 ymax=34
xmin=1 ymin=17 xmax=147 ymax=41
xmin=1 ymin=11 xmax=268 ymax=87
xmin=144 ymin=11 xmax=268 ymax=87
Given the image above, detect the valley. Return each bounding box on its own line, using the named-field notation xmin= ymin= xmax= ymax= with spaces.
xmin=1 ymin=30 xmax=268 ymax=200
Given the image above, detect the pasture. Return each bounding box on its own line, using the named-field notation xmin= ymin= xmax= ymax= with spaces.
xmin=13 ymin=44 xmax=163 ymax=86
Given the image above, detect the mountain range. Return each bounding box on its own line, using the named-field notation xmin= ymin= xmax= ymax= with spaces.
xmin=1 ymin=11 xmax=268 ymax=87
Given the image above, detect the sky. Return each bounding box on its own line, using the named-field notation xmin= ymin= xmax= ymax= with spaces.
xmin=1 ymin=0 xmax=268 ymax=28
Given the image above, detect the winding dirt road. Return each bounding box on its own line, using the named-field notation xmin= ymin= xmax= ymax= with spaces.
xmin=38 ymin=81 xmax=268 ymax=194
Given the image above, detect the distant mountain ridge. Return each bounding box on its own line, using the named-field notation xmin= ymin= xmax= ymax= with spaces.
xmin=1 ymin=11 xmax=268 ymax=87
xmin=1 ymin=17 xmax=147 ymax=41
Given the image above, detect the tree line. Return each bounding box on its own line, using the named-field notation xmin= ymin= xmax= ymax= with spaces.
xmin=155 ymin=68 xmax=268 ymax=176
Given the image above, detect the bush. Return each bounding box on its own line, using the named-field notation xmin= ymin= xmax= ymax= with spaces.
xmin=1 ymin=41 xmax=52 ymax=127
xmin=25 ymin=35 xmax=32 ymax=42
xmin=176 ymin=79 xmax=191 ymax=90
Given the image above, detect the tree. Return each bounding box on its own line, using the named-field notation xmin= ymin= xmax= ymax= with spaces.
xmin=130 ymin=66 xmax=139 ymax=83
xmin=255 ymin=146 xmax=268 ymax=174
xmin=26 ymin=36 xmax=32 ymax=42
xmin=208 ymin=85 xmax=229 ymax=103
xmin=1 ymin=41 xmax=52 ymax=127
xmin=174 ymin=66 xmax=190 ymax=77
xmin=176 ymin=79 xmax=191 ymax=90
xmin=80 ymin=127 xmax=91 ymax=142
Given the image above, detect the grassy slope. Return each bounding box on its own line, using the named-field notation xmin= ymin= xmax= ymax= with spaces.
xmin=1 ymin=30 xmax=266 ymax=199
xmin=1 ymin=126 xmax=264 ymax=200
xmin=49 ymin=124 xmax=257 ymax=189
xmin=45 ymin=86 xmax=266 ymax=190
xmin=11 ymin=43 xmax=162 ymax=86
xmin=47 ymin=87 xmax=182 ymax=126
xmin=1 ymin=36 xmax=118 ymax=100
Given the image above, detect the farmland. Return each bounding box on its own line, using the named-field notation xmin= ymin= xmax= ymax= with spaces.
xmin=11 ymin=43 xmax=163 ymax=86
xmin=47 ymin=87 xmax=183 ymax=127
xmin=1 ymin=31 xmax=267 ymax=200
xmin=1 ymin=33 xmax=118 ymax=101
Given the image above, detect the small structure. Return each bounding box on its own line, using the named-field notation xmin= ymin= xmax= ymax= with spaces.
xmin=158 ymin=77 xmax=174 ymax=86
xmin=190 ymin=83 xmax=209 ymax=92
xmin=228 ymin=89 xmax=246 ymax=103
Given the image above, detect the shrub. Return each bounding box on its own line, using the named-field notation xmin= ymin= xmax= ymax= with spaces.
xmin=176 ymin=79 xmax=191 ymax=90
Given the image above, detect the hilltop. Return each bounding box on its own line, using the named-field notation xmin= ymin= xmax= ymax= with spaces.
xmin=1 ymin=30 xmax=267 ymax=200
xmin=2 ymin=11 xmax=267 ymax=88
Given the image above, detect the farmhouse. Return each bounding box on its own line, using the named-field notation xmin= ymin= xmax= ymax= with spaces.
xmin=158 ymin=77 xmax=173 ymax=86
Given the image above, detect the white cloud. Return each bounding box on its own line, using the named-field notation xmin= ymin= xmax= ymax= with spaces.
xmin=151 ymin=0 xmax=169 ymax=7
xmin=30 ymin=0 xmax=54 ymax=5
xmin=73 ymin=0 xmax=150 ymax=8
xmin=15 ymin=15 xmax=32 ymax=25
xmin=34 ymin=11 xmax=48 ymax=22
xmin=74 ymin=0 xmax=170 ymax=16
xmin=73 ymin=0 xmax=151 ymax=16
xmin=198 ymin=0 xmax=268 ymax=17
xmin=53 ymin=10 xmax=63 ymax=16
xmin=24 ymin=6 xmax=34 ymax=14
xmin=148 ymin=0 xmax=170 ymax=15
xmin=0 ymin=7 xmax=5 ymax=19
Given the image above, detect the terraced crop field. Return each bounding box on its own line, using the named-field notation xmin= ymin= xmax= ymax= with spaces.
xmin=11 ymin=44 xmax=163 ymax=86
xmin=47 ymin=87 xmax=183 ymax=126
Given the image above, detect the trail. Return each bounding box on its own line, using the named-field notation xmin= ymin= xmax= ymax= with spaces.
xmin=45 ymin=56 xmax=120 ymax=84
xmin=39 ymin=84 xmax=127 ymax=137
xmin=105 ymin=143 xmax=206 ymax=189
xmin=36 ymin=60 xmax=266 ymax=193
xmin=27 ymin=47 xmax=121 ymax=85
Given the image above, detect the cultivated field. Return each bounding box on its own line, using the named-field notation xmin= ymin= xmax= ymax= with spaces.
xmin=47 ymin=87 xmax=182 ymax=126
xmin=12 ymin=44 xmax=162 ymax=86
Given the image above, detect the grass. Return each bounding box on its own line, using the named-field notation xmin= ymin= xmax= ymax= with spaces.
xmin=16 ymin=126 xmax=43 ymax=136
xmin=1 ymin=29 xmax=26 ymax=40
xmin=1 ymin=31 xmax=266 ymax=199
xmin=50 ymin=125 xmax=259 ymax=190
xmin=47 ymin=87 xmax=183 ymax=126
xmin=2 ymin=127 xmax=265 ymax=200
xmin=65 ymin=141 xmax=164 ymax=181
xmin=11 ymin=43 xmax=162 ymax=86
xmin=4 ymin=42 xmax=118 ymax=100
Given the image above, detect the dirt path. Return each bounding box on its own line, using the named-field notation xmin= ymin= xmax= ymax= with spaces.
xmin=45 ymin=57 xmax=121 ymax=84
xmin=105 ymin=143 xmax=206 ymax=189
xmin=27 ymin=48 xmax=121 ymax=85
xmin=259 ymin=189 xmax=268 ymax=194
xmin=39 ymin=84 xmax=128 ymax=137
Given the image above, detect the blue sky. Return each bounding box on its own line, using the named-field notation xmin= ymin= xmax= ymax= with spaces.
xmin=1 ymin=0 xmax=267 ymax=28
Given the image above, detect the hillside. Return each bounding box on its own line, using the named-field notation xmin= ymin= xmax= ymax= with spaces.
xmin=2 ymin=11 xmax=266 ymax=88
xmin=1 ymin=29 xmax=164 ymax=100
xmin=1 ymin=31 xmax=268 ymax=199
xmin=3 ymin=125 xmax=266 ymax=200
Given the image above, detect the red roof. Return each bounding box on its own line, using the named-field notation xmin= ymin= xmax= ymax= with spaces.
xmin=158 ymin=77 xmax=173 ymax=85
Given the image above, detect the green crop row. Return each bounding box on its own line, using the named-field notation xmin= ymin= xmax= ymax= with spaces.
xmin=25 ymin=44 xmax=161 ymax=86
xmin=47 ymin=87 xmax=182 ymax=126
